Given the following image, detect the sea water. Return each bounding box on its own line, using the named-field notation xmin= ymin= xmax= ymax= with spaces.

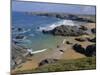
xmin=12 ymin=12 xmax=85 ymax=52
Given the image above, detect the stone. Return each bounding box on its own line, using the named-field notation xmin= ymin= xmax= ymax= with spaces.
xmin=39 ymin=59 xmax=58 ymax=66
xmin=87 ymin=37 xmax=96 ymax=43
xmin=91 ymin=28 xmax=96 ymax=34
xmin=72 ymin=43 xmax=85 ymax=54
xmin=18 ymin=28 xmax=23 ymax=32
xmin=79 ymin=25 xmax=87 ymax=31
xmin=15 ymin=35 xmax=25 ymax=39
xmin=85 ymin=44 xmax=96 ymax=56
xmin=75 ymin=37 xmax=86 ymax=42
xmin=43 ymin=25 xmax=86 ymax=36
xmin=66 ymin=41 xmax=72 ymax=44
xmin=59 ymin=50 xmax=64 ymax=52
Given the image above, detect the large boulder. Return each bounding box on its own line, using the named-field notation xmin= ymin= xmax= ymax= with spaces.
xmin=72 ymin=43 xmax=96 ymax=57
xmin=42 ymin=30 xmax=51 ymax=34
xmin=43 ymin=25 xmax=86 ymax=36
xmin=75 ymin=37 xmax=86 ymax=42
xmin=17 ymin=28 xmax=23 ymax=32
xmin=66 ymin=41 xmax=72 ymax=44
xmin=15 ymin=35 xmax=25 ymax=39
xmin=87 ymin=37 xmax=96 ymax=43
xmin=72 ymin=43 xmax=85 ymax=54
xmin=79 ymin=25 xmax=88 ymax=31
xmin=39 ymin=59 xmax=58 ymax=66
xmin=91 ymin=28 xmax=96 ymax=34
xmin=85 ymin=44 xmax=96 ymax=56
xmin=11 ymin=43 xmax=29 ymax=69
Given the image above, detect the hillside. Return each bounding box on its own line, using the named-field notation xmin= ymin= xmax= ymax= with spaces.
xmin=12 ymin=57 xmax=96 ymax=74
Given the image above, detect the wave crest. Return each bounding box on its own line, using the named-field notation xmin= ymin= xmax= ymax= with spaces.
xmin=38 ymin=20 xmax=75 ymax=31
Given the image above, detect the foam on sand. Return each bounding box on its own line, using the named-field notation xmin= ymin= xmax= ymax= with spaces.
xmin=27 ymin=48 xmax=47 ymax=54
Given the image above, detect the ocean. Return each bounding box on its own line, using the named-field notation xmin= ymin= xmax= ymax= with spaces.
xmin=12 ymin=12 xmax=86 ymax=52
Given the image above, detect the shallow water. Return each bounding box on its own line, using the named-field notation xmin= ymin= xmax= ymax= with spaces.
xmin=12 ymin=12 xmax=86 ymax=51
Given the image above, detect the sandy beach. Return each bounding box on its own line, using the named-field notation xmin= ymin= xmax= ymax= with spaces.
xmin=11 ymin=22 xmax=96 ymax=74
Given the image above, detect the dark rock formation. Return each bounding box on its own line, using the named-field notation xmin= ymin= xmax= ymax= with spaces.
xmin=39 ymin=59 xmax=58 ymax=66
xmin=66 ymin=41 xmax=72 ymax=44
xmin=79 ymin=25 xmax=87 ymax=31
xmin=85 ymin=44 xmax=96 ymax=56
xmin=18 ymin=28 xmax=23 ymax=32
xmin=72 ymin=43 xmax=96 ymax=57
xmin=26 ymin=12 xmax=96 ymax=23
xmin=15 ymin=35 xmax=25 ymax=39
xmin=75 ymin=37 xmax=86 ymax=42
xmin=87 ymin=37 xmax=96 ymax=43
xmin=91 ymin=28 xmax=96 ymax=34
xmin=42 ymin=30 xmax=51 ymax=34
xmin=72 ymin=44 xmax=85 ymax=54
xmin=59 ymin=50 xmax=64 ymax=52
xmin=43 ymin=25 xmax=86 ymax=36
xmin=11 ymin=43 xmax=29 ymax=69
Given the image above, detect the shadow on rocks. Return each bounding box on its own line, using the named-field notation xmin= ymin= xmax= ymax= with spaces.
xmin=72 ymin=43 xmax=96 ymax=57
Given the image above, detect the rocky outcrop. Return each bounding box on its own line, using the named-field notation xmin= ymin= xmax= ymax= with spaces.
xmin=11 ymin=43 xmax=29 ymax=69
xmin=72 ymin=43 xmax=96 ymax=57
xmin=42 ymin=25 xmax=87 ymax=36
xmin=15 ymin=35 xmax=25 ymax=39
xmin=91 ymin=28 xmax=96 ymax=34
xmin=17 ymin=28 xmax=23 ymax=32
xmin=39 ymin=59 xmax=58 ymax=66
xmin=59 ymin=50 xmax=64 ymax=53
xmin=66 ymin=41 xmax=72 ymax=44
xmin=85 ymin=44 xmax=96 ymax=56
xmin=87 ymin=37 xmax=96 ymax=43
xmin=26 ymin=12 xmax=96 ymax=23
xmin=72 ymin=44 xmax=85 ymax=54
xmin=75 ymin=37 xmax=86 ymax=42
xmin=79 ymin=25 xmax=87 ymax=31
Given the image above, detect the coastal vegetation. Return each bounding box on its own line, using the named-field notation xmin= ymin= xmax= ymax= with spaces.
xmin=12 ymin=56 xmax=96 ymax=74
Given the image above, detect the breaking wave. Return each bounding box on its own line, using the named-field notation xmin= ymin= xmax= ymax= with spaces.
xmin=13 ymin=29 xmax=31 ymax=34
xmin=38 ymin=20 xmax=76 ymax=31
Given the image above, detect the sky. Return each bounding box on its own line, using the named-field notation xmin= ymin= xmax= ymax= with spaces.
xmin=12 ymin=1 xmax=96 ymax=15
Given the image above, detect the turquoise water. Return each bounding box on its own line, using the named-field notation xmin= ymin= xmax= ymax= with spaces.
xmin=12 ymin=12 xmax=85 ymax=51
xmin=12 ymin=12 xmax=62 ymax=51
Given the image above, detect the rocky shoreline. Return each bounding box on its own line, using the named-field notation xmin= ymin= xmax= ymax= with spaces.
xmin=11 ymin=43 xmax=33 ymax=69
xmin=25 ymin=12 xmax=96 ymax=23
xmin=42 ymin=25 xmax=88 ymax=36
xmin=11 ymin=13 xmax=96 ymax=74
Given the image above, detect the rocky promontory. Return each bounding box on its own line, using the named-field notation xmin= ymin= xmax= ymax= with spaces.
xmin=11 ymin=43 xmax=29 ymax=69
xmin=42 ymin=25 xmax=88 ymax=36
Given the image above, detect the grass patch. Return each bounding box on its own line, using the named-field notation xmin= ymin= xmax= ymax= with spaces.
xmin=12 ymin=57 xmax=96 ymax=74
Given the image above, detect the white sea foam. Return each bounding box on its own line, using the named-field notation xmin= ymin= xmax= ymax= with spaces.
xmin=38 ymin=20 xmax=76 ymax=31
xmin=13 ymin=38 xmax=31 ymax=44
xmin=30 ymin=49 xmax=47 ymax=54
xmin=13 ymin=29 xmax=31 ymax=34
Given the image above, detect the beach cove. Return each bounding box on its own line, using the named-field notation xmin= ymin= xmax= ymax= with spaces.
xmin=12 ymin=21 xmax=96 ymax=74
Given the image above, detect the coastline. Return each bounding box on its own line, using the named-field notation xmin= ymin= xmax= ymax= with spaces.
xmin=12 ymin=22 xmax=96 ymax=74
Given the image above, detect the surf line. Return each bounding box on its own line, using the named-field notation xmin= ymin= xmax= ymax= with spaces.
xmin=27 ymin=48 xmax=47 ymax=54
